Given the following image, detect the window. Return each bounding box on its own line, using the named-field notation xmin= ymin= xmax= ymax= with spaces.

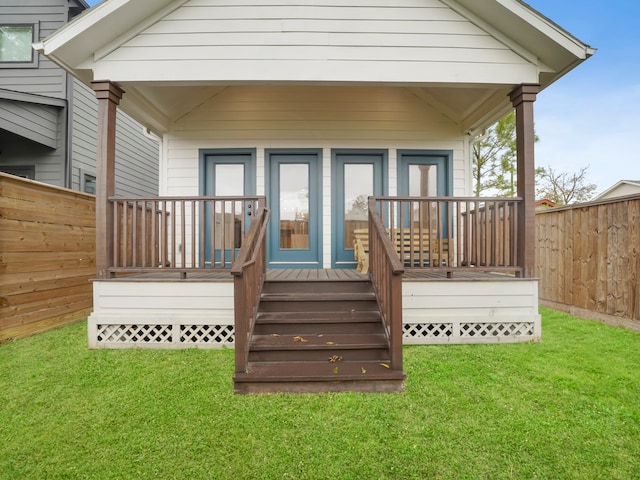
xmin=0 ymin=24 xmax=38 ymax=67
xmin=83 ymin=173 xmax=96 ymax=194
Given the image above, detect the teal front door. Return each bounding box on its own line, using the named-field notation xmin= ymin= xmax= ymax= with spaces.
xmin=332 ymin=150 xmax=387 ymax=269
xmin=201 ymin=149 xmax=256 ymax=266
xmin=266 ymin=149 xmax=322 ymax=268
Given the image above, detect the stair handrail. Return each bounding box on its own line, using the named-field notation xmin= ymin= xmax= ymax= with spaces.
xmin=231 ymin=206 xmax=271 ymax=375
xmin=368 ymin=197 xmax=404 ymax=372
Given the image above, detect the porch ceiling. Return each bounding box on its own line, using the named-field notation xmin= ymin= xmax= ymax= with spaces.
xmin=120 ymin=82 xmax=513 ymax=137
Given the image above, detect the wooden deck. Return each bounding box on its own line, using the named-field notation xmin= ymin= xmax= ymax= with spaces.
xmin=108 ymin=268 xmax=516 ymax=282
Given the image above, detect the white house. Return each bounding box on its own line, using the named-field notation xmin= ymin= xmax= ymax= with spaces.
xmin=37 ymin=0 xmax=593 ymax=392
xmin=595 ymin=180 xmax=640 ymax=201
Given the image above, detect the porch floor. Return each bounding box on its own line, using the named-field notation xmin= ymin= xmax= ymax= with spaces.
xmin=108 ymin=268 xmax=519 ymax=282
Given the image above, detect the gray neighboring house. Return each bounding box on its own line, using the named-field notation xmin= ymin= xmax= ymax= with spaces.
xmin=0 ymin=0 xmax=158 ymax=196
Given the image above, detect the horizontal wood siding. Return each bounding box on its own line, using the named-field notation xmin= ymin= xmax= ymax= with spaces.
xmin=71 ymin=79 xmax=159 ymax=196
xmin=536 ymin=196 xmax=640 ymax=329
xmin=0 ymin=99 xmax=60 ymax=148
xmin=0 ymin=1 xmax=68 ymax=98
xmin=0 ymin=174 xmax=95 ymax=342
xmin=164 ymin=85 xmax=467 ymax=267
xmin=95 ymin=0 xmax=536 ymax=83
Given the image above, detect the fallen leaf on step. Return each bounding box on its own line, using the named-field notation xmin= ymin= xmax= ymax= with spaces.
xmin=333 ymin=367 xmax=339 ymax=374
xmin=325 ymin=341 xmax=335 ymax=345
xmin=293 ymin=336 xmax=308 ymax=343
xmin=270 ymin=334 xmax=280 ymax=337
xmin=361 ymin=367 xmax=367 ymax=374
xmin=328 ymin=355 xmax=343 ymax=363
xmin=380 ymin=363 xmax=390 ymax=369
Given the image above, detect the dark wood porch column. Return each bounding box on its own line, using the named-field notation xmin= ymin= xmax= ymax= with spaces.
xmin=92 ymin=81 xmax=124 ymax=279
xmin=509 ymin=83 xmax=539 ymax=278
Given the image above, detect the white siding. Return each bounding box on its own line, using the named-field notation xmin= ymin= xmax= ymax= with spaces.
xmin=94 ymin=0 xmax=538 ymax=85
xmin=163 ymin=85 xmax=468 ymax=268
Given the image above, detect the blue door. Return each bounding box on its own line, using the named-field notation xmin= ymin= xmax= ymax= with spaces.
xmin=397 ymin=149 xmax=452 ymax=233
xmin=200 ymin=149 xmax=256 ymax=266
xmin=332 ymin=150 xmax=387 ymax=269
xmin=266 ymin=149 xmax=322 ymax=268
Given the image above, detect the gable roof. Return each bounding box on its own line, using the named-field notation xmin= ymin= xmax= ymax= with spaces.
xmin=35 ymin=0 xmax=594 ymax=135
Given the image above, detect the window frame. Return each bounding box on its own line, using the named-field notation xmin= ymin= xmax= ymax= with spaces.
xmin=81 ymin=171 xmax=97 ymax=195
xmin=0 ymin=23 xmax=39 ymax=68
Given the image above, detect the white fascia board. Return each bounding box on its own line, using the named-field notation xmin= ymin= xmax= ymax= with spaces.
xmin=37 ymin=0 xmax=129 ymax=57
xmin=36 ymin=0 xmax=178 ymax=69
xmin=497 ymin=0 xmax=595 ymax=59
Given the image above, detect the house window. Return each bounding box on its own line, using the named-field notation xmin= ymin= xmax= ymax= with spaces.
xmin=83 ymin=173 xmax=96 ymax=194
xmin=0 ymin=24 xmax=38 ymax=67
xmin=1 ymin=165 xmax=35 ymax=179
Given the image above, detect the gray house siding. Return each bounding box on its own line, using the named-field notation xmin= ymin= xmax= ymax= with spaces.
xmin=0 ymin=0 xmax=159 ymax=195
xmin=0 ymin=2 xmax=68 ymax=98
xmin=71 ymin=79 xmax=159 ymax=196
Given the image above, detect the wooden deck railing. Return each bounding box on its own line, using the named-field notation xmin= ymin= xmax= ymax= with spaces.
xmin=108 ymin=196 xmax=265 ymax=275
xmin=231 ymin=206 xmax=271 ymax=375
xmin=368 ymin=198 xmax=405 ymax=372
xmin=371 ymin=196 xmax=523 ymax=275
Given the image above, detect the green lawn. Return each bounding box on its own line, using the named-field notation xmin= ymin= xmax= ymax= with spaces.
xmin=1 ymin=308 xmax=638 ymax=480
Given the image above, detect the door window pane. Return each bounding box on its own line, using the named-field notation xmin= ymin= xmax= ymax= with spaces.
xmin=408 ymin=164 xmax=437 ymax=196
xmin=409 ymin=164 xmax=438 ymax=230
xmin=279 ymin=164 xmax=309 ymax=249
xmin=344 ymin=164 xmax=373 ymax=248
xmin=214 ymin=163 xmax=244 ymax=248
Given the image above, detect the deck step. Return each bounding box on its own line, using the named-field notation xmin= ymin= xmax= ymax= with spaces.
xmin=235 ymin=277 xmax=405 ymax=394
xmin=249 ymin=333 xmax=389 ymax=362
xmin=234 ymin=361 xmax=406 ymax=394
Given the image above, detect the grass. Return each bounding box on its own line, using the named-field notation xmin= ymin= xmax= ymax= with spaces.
xmin=1 ymin=308 xmax=639 ymax=480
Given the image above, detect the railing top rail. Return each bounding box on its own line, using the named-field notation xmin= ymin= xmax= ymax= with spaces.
xmin=230 ymin=207 xmax=270 ymax=276
xmin=108 ymin=195 xmax=266 ymax=202
xmin=371 ymin=195 xmax=523 ymax=202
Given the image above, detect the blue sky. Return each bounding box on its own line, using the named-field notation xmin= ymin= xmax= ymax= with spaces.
xmin=84 ymin=0 xmax=634 ymax=194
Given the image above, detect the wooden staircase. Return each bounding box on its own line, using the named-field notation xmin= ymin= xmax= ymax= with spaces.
xmin=233 ymin=277 xmax=406 ymax=394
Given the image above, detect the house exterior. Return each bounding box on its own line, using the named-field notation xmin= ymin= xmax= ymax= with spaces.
xmin=0 ymin=0 xmax=158 ymax=196
xmin=594 ymin=180 xmax=640 ymax=201
xmin=37 ymin=0 xmax=593 ymax=354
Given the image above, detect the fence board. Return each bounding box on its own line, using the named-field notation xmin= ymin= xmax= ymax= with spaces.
xmin=536 ymin=194 xmax=640 ymax=329
xmin=0 ymin=174 xmax=95 ymax=342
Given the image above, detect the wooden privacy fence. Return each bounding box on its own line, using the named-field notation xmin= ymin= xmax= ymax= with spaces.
xmin=0 ymin=174 xmax=95 ymax=342
xmin=536 ymin=194 xmax=640 ymax=329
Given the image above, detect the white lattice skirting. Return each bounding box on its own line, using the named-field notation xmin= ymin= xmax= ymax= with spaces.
xmin=402 ymin=319 xmax=539 ymax=344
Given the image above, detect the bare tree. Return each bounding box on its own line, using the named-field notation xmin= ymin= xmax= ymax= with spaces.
xmin=537 ymin=165 xmax=597 ymax=205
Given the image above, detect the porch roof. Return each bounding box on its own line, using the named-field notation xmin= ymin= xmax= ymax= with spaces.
xmin=36 ymin=0 xmax=594 ymax=136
